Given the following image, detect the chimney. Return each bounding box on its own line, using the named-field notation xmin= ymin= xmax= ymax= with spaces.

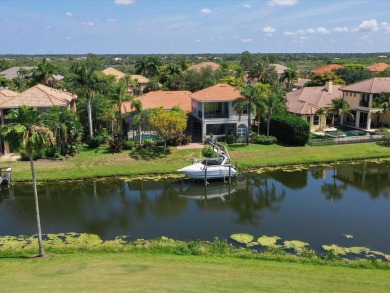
xmin=325 ymin=81 xmax=333 ymax=93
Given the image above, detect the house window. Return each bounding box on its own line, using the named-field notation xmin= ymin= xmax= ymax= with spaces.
xmin=313 ymin=115 xmax=320 ymax=125
xmin=237 ymin=124 xmax=247 ymax=136
xmin=359 ymin=94 xmax=369 ymax=107
xmin=206 ymin=124 xmax=225 ymax=135
xmin=306 ymin=116 xmax=311 ymax=124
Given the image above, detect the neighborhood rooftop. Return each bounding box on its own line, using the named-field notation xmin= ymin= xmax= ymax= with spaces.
xmin=190 ymin=83 xmax=243 ymax=102
xmin=341 ymin=77 xmax=390 ymax=94
xmin=121 ymin=90 xmax=192 ymax=113
xmin=0 ymin=84 xmax=77 ymax=109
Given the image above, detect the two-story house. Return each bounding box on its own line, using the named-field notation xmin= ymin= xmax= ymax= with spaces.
xmin=341 ymin=77 xmax=390 ymax=130
xmin=189 ymin=83 xmax=247 ymax=142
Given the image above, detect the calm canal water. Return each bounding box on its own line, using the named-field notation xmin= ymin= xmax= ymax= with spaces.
xmin=0 ymin=161 xmax=389 ymax=253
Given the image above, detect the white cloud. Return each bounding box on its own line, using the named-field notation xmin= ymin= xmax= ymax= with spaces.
xmin=82 ymin=21 xmax=95 ymax=26
xmin=107 ymin=18 xmax=118 ymax=23
xmin=263 ymin=26 xmax=276 ymax=33
xmin=200 ymin=8 xmax=212 ymax=14
xmin=358 ymin=19 xmax=378 ymax=32
xmin=66 ymin=11 xmax=73 ymax=17
xmin=316 ymin=27 xmax=330 ymax=34
xmin=241 ymin=38 xmax=252 ymax=43
xmin=306 ymin=28 xmax=315 ymax=34
xmin=267 ymin=0 xmax=298 ymax=7
xmin=381 ymin=22 xmax=390 ymax=33
xmin=359 ymin=35 xmax=371 ymax=42
xmin=114 ymin=0 xmax=135 ymax=5
xmin=333 ymin=27 xmax=349 ymax=33
xmin=243 ymin=3 xmax=251 ymax=8
xmin=284 ymin=31 xmax=296 ymax=36
xmin=196 ymin=39 xmax=201 ymax=42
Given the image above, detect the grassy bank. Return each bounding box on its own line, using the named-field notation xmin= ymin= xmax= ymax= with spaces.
xmin=1 ymin=253 xmax=389 ymax=292
xmin=3 ymin=142 xmax=390 ymax=181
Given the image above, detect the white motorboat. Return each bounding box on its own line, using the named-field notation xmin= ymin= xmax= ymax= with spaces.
xmin=177 ymin=155 xmax=237 ymax=180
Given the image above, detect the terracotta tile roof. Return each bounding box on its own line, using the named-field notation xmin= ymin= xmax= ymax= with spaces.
xmin=0 ymin=84 xmax=77 ymax=109
xmin=102 ymin=67 xmax=125 ymax=81
xmin=287 ymin=84 xmax=343 ymax=115
xmin=341 ymin=77 xmax=390 ymax=94
xmin=190 ymin=83 xmax=243 ymax=102
xmin=0 ymin=89 xmax=19 ymax=105
xmin=311 ymin=64 xmax=344 ymax=75
xmin=130 ymin=74 xmax=149 ymax=84
xmin=366 ymin=63 xmax=390 ymax=73
xmin=121 ymin=90 xmax=192 ymax=113
xmin=189 ymin=62 xmax=220 ymax=72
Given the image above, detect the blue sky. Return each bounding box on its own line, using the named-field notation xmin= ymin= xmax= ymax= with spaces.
xmin=1 ymin=0 xmax=390 ymax=54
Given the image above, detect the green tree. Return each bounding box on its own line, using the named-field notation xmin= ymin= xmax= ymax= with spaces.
xmin=305 ymin=71 xmax=346 ymax=87
xmin=334 ymin=67 xmax=372 ymax=85
xmin=249 ymin=60 xmax=278 ymax=85
xmin=265 ymin=85 xmax=287 ymax=136
xmin=33 ymin=58 xmax=55 ymax=85
xmin=240 ymin=51 xmax=261 ymax=72
xmin=329 ymin=97 xmax=354 ymax=128
xmin=0 ymin=75 xmax=10 ymax=89
xmin=40 ymin=107 xmax=82 ymax=156
xmin=130 ymin=99 xmax=146 ymax=147
xmin=149 ymin=107 xmax=187 ymax=151
xmin=281 ymin=68 xmax=299 ymax=89
xmin=315 ymin=107 xmax=328 ymax=130
xmin=377 ymin=93 xmax=390 ymax=128
xmin=135 ymin=56 xmax=148 ymax=76
xmin=70 ymin=62 xmax=106 ymax=138
xmin=1 ymin=106 xmax=55 ymax=257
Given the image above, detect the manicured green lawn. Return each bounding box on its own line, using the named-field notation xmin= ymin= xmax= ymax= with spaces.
xmin=4 ymin=142 xmax=390 ymax=181
xmin=0 ymin=253 xmax=389 ymax=292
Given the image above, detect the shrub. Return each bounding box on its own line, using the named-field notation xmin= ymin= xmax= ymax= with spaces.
xmin=202 ymin=146 xmax=217 ymax=158
xmin=122 ymin=140 xmax=136 ymax=150
xmin=252 ymin=134 xmax=277 ymax=145
xmin=265 ymin=114 xmax=310 ymax=146
xmin=382 ymin=130 xmax=390 ymax=146
xmin=220 ymin=134 xmax=237 ymax=144
xmin=143 ymin=139 xmax=154 ymax=148
xmin=108 ymin=138 xmax=123 ymax=153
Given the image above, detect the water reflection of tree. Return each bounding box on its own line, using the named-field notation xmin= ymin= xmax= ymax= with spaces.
xmin=321 ymin=167 xmax=347 ymax=201
xmin=269 ymin=170 xmax=308 ymax=189
xmin=230 ymin=174 xmax=286 ymax=226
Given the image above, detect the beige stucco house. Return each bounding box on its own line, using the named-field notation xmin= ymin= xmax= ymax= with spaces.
xmin=189 ymin=83 xmax=247 ymax=142
xmin=287 ymin=82 xmax=342 ymax=130
xmin=341 ymin=77 xmax=390 ymax=130
xmin=102 ymin=67 xmax=149 ymax=95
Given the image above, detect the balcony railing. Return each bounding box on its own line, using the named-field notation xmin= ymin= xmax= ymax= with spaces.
xmin=204 ymin=112 xmax=229 ymax=119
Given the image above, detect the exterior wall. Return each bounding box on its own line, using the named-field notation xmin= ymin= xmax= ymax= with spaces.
xmin=301 ymin=114 xmax=324 ymax=131
xmin=191 ymin=99 xmax=249 ymax=142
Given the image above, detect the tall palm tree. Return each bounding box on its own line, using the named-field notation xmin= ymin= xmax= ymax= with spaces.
xmin=131 ymin=99 xmax=145 ymax=147
xmin=135 ymin=56 xmax=148 ymax=76
xmin=71 ymin=63 xmax=102 ymax=139
xmin=265 ymin=84 xmax=287 ymax=136
xmin=329 ymin=97 xmax=354 ymax=128
xmin=145 ymin=56 xmax=162 ymax=77
xmin=234 ymin=84 xmax=261 ymax=145
xmin=109 ymin=78 xmax=133 ymax=136
xmin=1 ymin=106 xmax=55 ymax=257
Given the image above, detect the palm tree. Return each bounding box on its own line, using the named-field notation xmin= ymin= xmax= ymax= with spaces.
xmin=377 ymin=93 xmax=390 ymax=128
xmin=0 ymin=75 xmax=9 ymax=89
xmin=34 ymin=58 xmax=55 ymax=85
xmin=234 ymin=84 xmax=261 ymax=145
xmin=249 ymin=60 xmax=278 ymax=85
xmin=131 ymin=99 xmax=145 ymax=147
xmin=71 ymin=63 xmax=102 ymax=139
xmin=135 ymin=56 xmax=148 ymax=75
xmin=109 ymin=78 xmax=133 ymax=136
xmin=281 ymin=68 xmax=298 ymax=89
xmin=315 ymin=107 xmax=328 ymax=130
xmin=1 ymin=106 xmax=55 ymax=257
xmin=145 ymin=56 xmax=162 ymax=77
xmin=329 ymin=97 xmax=354 ymax=128
xmin=265 ymin=84 xmax=287 ymax=136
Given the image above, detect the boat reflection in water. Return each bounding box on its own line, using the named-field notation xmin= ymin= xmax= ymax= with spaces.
xmin=179 ymin=180 xmax=237 ymax=203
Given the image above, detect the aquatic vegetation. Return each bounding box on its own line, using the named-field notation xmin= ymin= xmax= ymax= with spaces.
xmin=283 ymin=240 xmax=309 ymax=253
xmin=257 ymin=235 xmax=281 ymax=248
xmin=343 ymin=234 xmax=354 ymax=239
xmin=230 ymin=233 xmax=254 ymax=244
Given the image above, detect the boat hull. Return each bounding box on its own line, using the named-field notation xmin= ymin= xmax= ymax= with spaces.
xmin=178 ymin=163 xmax=237 ymax=179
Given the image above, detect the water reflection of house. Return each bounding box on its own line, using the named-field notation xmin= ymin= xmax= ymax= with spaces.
xmin=335 ymin=163 xmax=390 ymax=197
